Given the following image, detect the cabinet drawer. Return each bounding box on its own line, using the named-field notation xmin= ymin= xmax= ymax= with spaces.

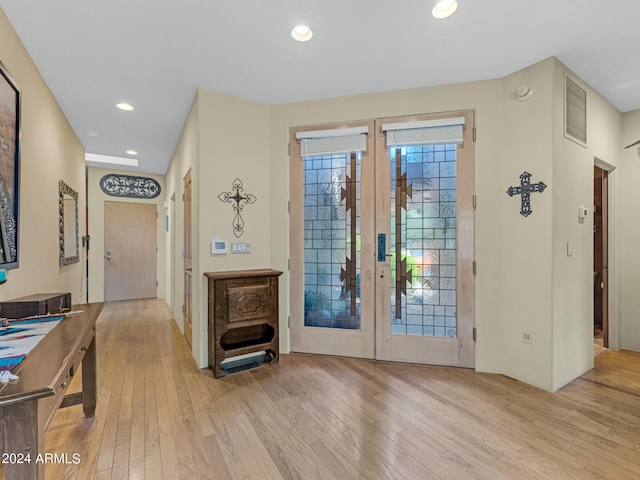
xmin=72 ymin=326 xmax=96 ymax=374
xmin=38 ymin=368 xmax=72 ymax=433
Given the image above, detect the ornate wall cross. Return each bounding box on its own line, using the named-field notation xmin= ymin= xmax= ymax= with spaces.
xmin=507 ymin=171 xmax=547 ymax=217
xmin=218 ymin=178 xmax=257 ymax=237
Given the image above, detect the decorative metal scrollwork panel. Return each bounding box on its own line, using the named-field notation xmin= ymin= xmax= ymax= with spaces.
xmin=218 ymin=178 xmax=257 ymax=238
xmin=100 ymin=174 xmax=161 ymax=199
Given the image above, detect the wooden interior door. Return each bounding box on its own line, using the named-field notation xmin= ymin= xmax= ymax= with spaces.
xmin=183 ymin=172 xmax=193 ymax=348
xmin=594 ymin=166 xmax=609 ymax=347
xmin=602 ymin=170 xmax=609 ymax=348
xmin=104 ymin=202 xmax=157 ymax=302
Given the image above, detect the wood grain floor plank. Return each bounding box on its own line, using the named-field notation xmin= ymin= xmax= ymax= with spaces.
xmin=144 ymin=451 xmax=162 ymax=480
xmin=201 ymin=434 xmax=233 ymax=480
xmin=110 ymin=418 xmax=131 ymax=480
xmin=238 ymin=393 xmax=336 ymax=480
xmin=152 ymin=352 xmax=180 ymax=479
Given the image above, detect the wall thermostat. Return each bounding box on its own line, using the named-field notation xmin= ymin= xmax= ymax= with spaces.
xmin=211 ymin=235 xmax=228 ymax=254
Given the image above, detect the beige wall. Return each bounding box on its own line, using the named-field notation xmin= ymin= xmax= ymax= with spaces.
xmin=497 ymin=59 xmax=555 ymax=389
xmin=86 ymin=167 xmax=166 ymax=303
xmin=270 ymin=81 xmax=506 ymax=371
xmin=165 ymin=89 xmax=272 ymax=368
xmin=0 ymin=9 xmax=86 ymax=304
xmin=195 ymin=89 xmax=272 ymax=367
xmin=165 ymin=94 xmax=200 ymax=315
xmin=619 ymin=109 xmax=640 ymax=351
xmin=165 ymin=93 xmax=200 ymax=361
xmin=550 ymin=59 xmax=622 ymax=390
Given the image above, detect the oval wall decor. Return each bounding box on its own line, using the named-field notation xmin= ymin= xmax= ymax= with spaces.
xmin=100 ymin=174 xmax=161 ymax=199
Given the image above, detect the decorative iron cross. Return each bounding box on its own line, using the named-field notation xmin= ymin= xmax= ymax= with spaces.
xmin=507 ymin=172 xmax=547 ymax=217
xmin=218 ymin=178 xmax=257 ymax=237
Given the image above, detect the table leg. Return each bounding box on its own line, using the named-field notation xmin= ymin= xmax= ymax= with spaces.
xmin=1 ymin=399 xmax=44 ymax=480
xmin=81 ymin=335 xmax=97 ymax=418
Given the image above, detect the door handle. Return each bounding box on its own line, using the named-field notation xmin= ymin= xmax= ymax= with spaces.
xmin=185 ymin=267 xmax=192 ymax=272
xmin=105 ymin=250 xmax=111 ymax=261
xmin=377 ymin=234 xmax=393 ymax=261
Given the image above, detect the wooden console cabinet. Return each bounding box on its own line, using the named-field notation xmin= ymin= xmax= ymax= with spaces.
xmin=205 ymin=269 xmax=282 ymax=378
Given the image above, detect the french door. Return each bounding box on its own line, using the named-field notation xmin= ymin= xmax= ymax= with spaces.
xmin=290 ymin=121 xmax=376 ymax=357
xmin=290 ymin=111 xmax=474 ymax=368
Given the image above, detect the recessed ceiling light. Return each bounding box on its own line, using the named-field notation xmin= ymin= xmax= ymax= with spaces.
xmin=126 ymin=150 xmax=138 ymax=155
xmin=116 ymin=102 xmax=134 ymax=111
xmin=432 ymin=0 xmax=458 ymax=19
xmin=291 ymin=25 xmax=313 ymax=42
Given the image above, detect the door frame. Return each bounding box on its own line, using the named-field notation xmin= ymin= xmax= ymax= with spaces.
xmin=183 ymin=171 xmax=193 ymax=348
xmin=594 ymin=157 xmax=617 ymax=350
xmin=289 ymin=111 xmax=475 ymax=367
xmin=170 ymin=192 xmax=176 ymax=309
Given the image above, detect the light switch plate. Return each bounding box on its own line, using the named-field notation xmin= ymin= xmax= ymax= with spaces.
xmin=231 ymin=242 xmax=252 ymax=254
xmin=578 ymin=206 xmax=589 ymax=219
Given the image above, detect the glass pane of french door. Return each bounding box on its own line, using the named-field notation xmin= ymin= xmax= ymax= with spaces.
xmin=303 ymin=152 xmax=361 ymax=330
xmin=390 ymin=144 xmax=458 ymax=337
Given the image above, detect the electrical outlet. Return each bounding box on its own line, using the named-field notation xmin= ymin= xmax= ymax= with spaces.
xmin=522 ymin=329 xmax=532 ymax=344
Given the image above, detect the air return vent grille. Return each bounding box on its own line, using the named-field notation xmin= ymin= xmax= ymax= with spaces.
xmin=565 ymin=75 xmax=587 ymax=146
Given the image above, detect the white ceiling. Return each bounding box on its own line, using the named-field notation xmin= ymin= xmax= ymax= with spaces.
xmin=2 ymin=0 xmax=640 ymax=174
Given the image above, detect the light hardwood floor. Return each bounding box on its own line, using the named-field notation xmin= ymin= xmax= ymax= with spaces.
xmin=5 ymin=299 xmax=640 ymax=479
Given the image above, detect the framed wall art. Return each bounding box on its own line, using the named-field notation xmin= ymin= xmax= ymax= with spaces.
xmin=0 ymin=61 xmax=20 ymax=269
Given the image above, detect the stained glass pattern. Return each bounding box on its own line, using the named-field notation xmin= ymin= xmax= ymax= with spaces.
xmin=303 ymin=153 xmax=361 ymax=329
xmin=390 ymin=145 xmax=457 ymax=338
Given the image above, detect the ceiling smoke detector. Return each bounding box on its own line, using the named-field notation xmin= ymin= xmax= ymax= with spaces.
xmin=516 ymin=86 xmax=534 ymax=101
